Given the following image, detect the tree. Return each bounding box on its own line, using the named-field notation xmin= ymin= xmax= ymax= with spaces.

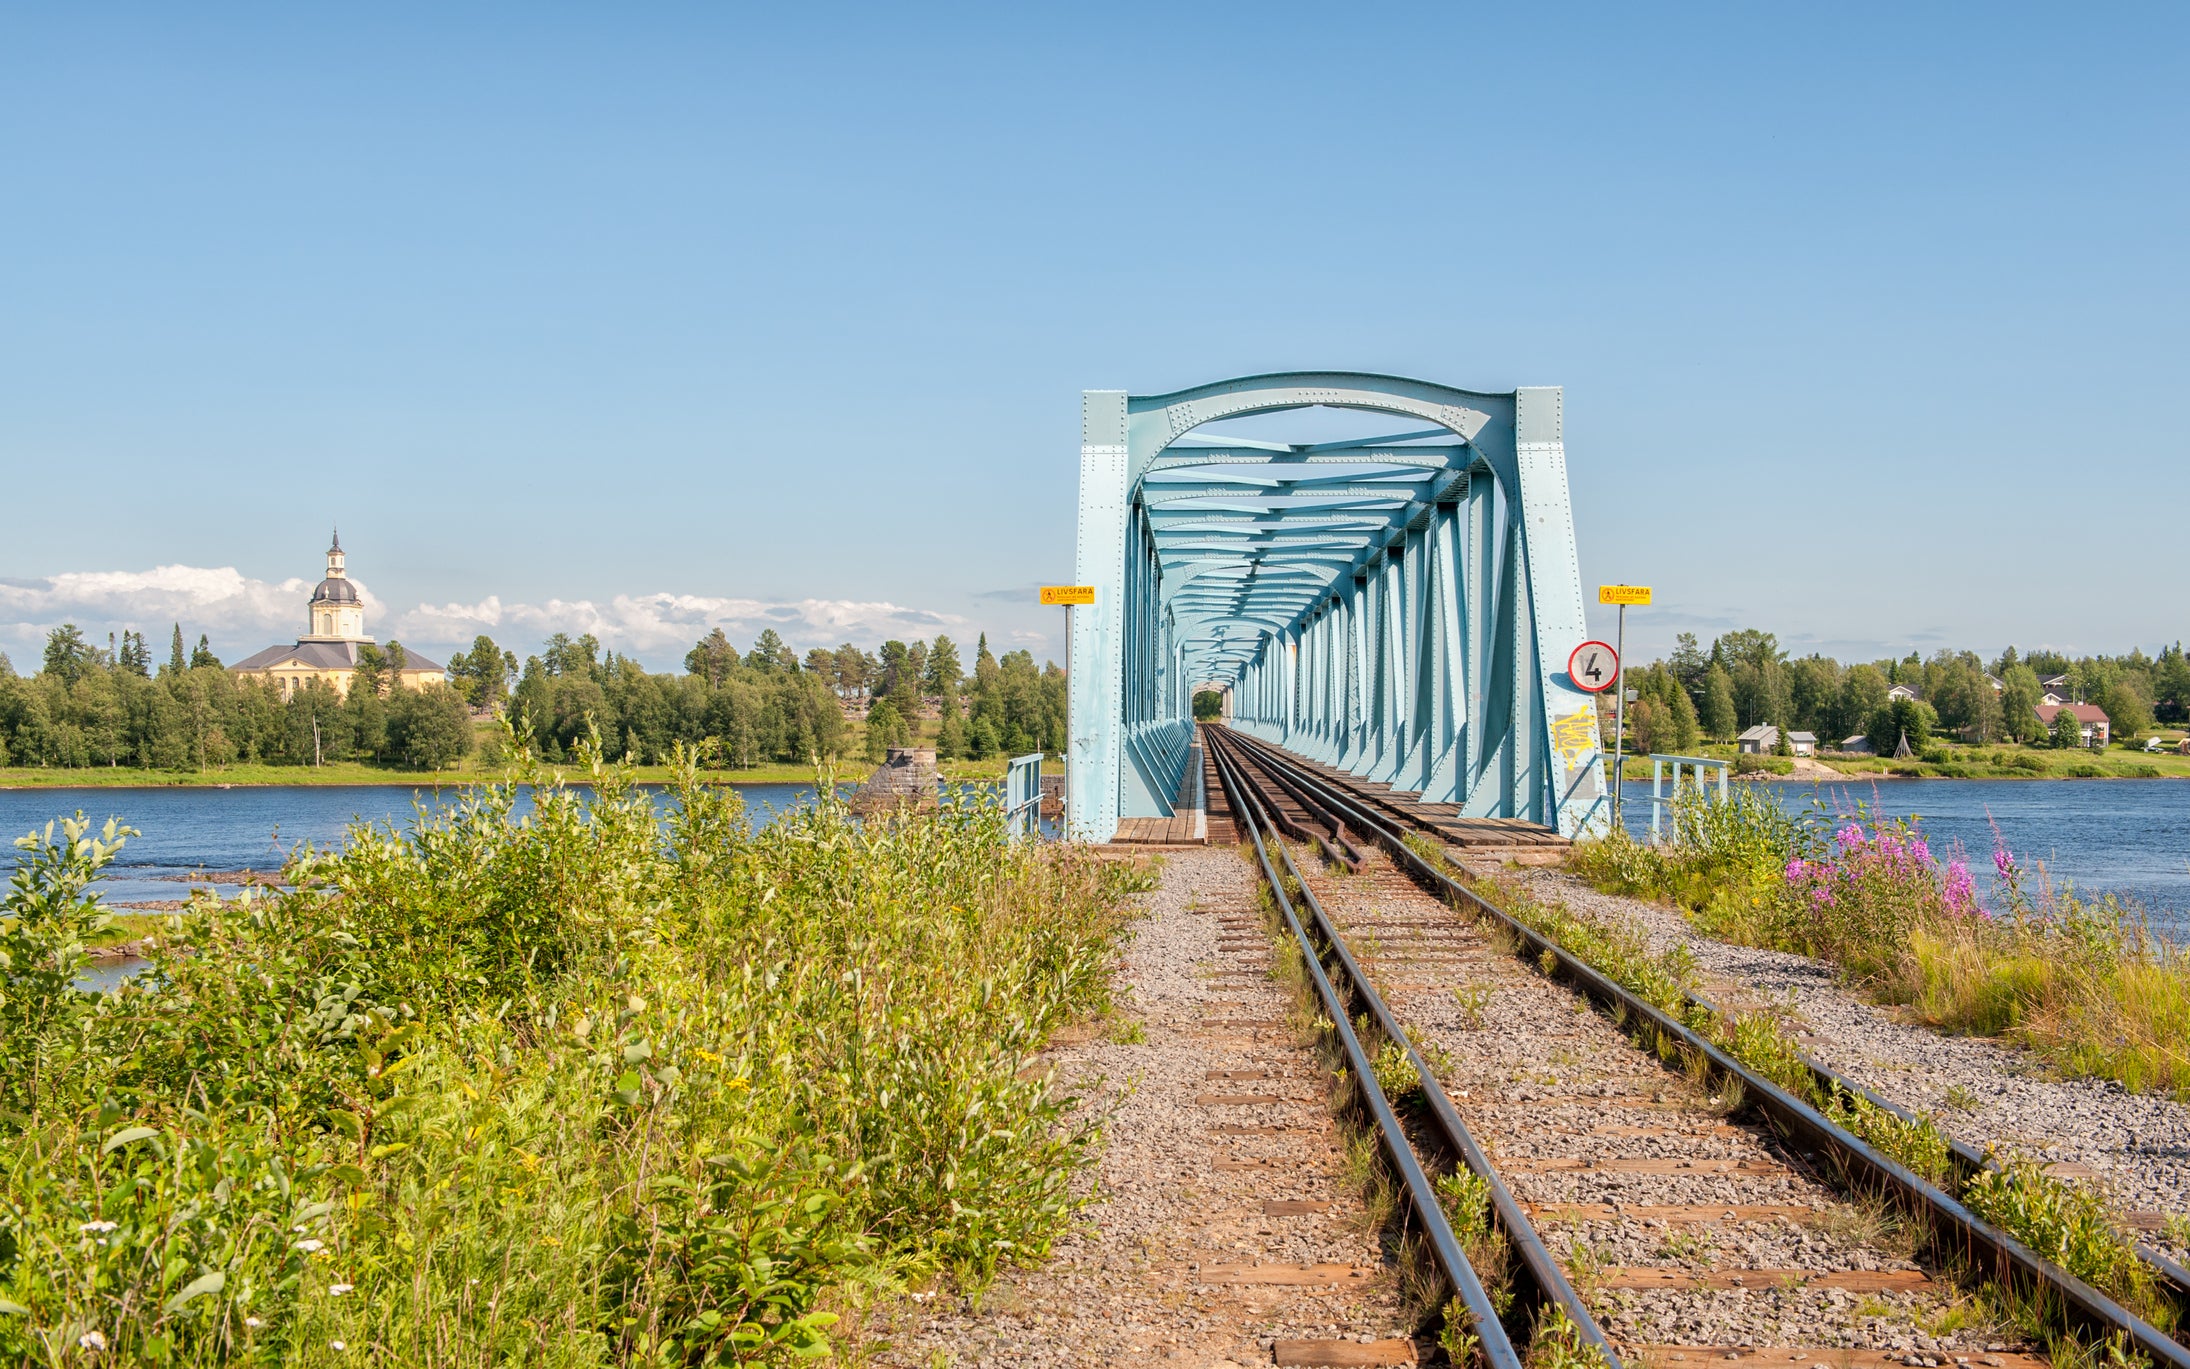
xmin=2097 ymin=677 xmax=2152 ymax=740
xmin=863 ymin=699 xmax=909 ymax=761
xmin=542 ymin=633 xmax=601 ymax=679
xmin=1998 ymin=665 xmax=2043 ymax=743
xmin=923 ymin=635 xmax=963 ymax=699
xmin=2050 ymin=705 xmax=2084 ymax=750
xmin=934 ymin=688 xmax=966 ymax=759
xmin=747 ymin=629 xmax=794 ymax=675
xmin=684 ymin=628 xmax=739 ymax=687
xmin=833 ymin=643 xmax=867 ymax=698
xmin=116 ymin=631 xmax=150 ymax=677
xmin=386 ymin=684 xmax=474 ymax=769
xmin=1193 ymin=689 xmax=1224 ymax=722
xmin=168 ymin=624 xmax=187 ymax=676
xmin=1668 ymin=633 xmax=1708 ymax=697
xmin=1700 ymin=666 xmax=1737 ymax=741
xmin=1866 ymin=697 xmax=1935 ymax=755
xmin=353 ymin=643 xmax=389 ymax=700
xmin=189 ymin=635 xmax=221 ymax=669
xmin=1773 ymin=719 xmax=1793 ymax=756
xmin=43 ymin=625 xmax=94 ymax=685
xmin=449 ymin=635 xmax=515 ymax=708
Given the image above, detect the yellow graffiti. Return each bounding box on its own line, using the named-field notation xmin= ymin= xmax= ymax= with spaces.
xmin=1550 ymin=709 xmax=1598 ymax=767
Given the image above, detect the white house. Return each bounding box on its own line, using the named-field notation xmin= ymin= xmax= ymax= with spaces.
xmin=1736 ymin=724 xmax=1816 ymax=757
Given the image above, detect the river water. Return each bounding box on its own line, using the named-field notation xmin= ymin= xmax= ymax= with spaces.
xmin=1620 ymin=777 xmax=2190 ymax=933
xmin=6 ymin=776 xmax=2183 ymax=983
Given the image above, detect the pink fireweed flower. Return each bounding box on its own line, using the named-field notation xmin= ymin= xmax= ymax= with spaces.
xmin=1785 ymin=858 xmax=1808 ymax=881
xmin=1994 ymin=847 xmax=2016 ymax=879
xmin=1944 ymin=859 xmax=1976 ymax=914
xmin=1836 ymin=824 xmax=1864 ymax=848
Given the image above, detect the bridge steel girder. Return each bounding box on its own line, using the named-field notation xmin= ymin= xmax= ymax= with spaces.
xmin=1069 ymin=372 xmax=1610 ymax=843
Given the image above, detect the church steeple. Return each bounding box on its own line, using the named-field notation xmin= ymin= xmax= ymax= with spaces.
xmin=304 ymin=529 xmax=368 ymax=641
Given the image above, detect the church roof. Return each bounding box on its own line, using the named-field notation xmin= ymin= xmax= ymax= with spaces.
xmin=231 ymin=640 xmax=445 ymax=674
xmin=311 ymin=576 xmax=361 ymax=605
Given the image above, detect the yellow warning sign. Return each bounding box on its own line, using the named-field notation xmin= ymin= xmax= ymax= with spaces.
xmin=1598 ymin=584 xmax=1653 ymax=606
xmin=1039 ymin=585 xmax=1096 ymax=606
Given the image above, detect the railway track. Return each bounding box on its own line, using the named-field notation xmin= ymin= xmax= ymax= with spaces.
xmin=1201 ymin=723 xmax=2190 ymax=1369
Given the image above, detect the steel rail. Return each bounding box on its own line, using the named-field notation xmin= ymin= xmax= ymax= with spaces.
xmin=1220 ymin=729 xmax=2190 ymax=1321
xmin=1205 ymin=735 xmax=1527 ymax=1369
xmin=1215 ymin=725 xmax=2190 ymax=1367
xmin=1206 ymin=729 xmax=1621 ymax=1367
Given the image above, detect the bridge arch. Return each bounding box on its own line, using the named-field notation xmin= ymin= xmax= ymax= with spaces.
xmin=1067 ymin=371 xmax=1608 ymax=842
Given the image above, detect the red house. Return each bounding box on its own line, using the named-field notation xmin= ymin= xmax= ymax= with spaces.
xmin=2034 ymin=702 xmax=2110 ymax=746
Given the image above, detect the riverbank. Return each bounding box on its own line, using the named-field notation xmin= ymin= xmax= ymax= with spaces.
xmin=1617 ymin=745 xmax=2190 ymax=782
xmin=0 ymin=756 xmax=1061 ymax=790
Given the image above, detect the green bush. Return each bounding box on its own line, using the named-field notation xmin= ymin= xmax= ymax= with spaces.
xmin=0 ymin=743 xmax=1138 ymax=1362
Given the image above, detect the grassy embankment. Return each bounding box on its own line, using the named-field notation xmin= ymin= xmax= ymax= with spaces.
xmin=1401 ymin=839 xmax=2178 ymax=1357
xmin=0 ymin=716 xmax=1060 ymax=789
xmin=0 ymin=746 xmax=1143 ymax=1364
xmin=1614 ymin=734 xmax=2190 ymax=781
xmin=1570 ymin=788 xmax=2190 ymax=1099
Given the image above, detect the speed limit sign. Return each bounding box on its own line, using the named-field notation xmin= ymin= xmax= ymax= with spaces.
xmin=1568 ymin=640 xmax=1619 ymax=693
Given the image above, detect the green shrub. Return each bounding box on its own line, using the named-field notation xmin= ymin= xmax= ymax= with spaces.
xmin=0 ymin=744 xmax=1137 ymax=1362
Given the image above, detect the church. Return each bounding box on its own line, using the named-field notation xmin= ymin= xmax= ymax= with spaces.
xmin=231 ymin=533 xmax=447 ymax=700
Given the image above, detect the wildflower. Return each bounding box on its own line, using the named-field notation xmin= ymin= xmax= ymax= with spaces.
xmin=1784 ymin=858 xmax=1807 ymax=881
xmin=1944 ymin=859 xmax=1977 ymax=915
xmin=78 ymin=1219 xmax=118 ymax=1233
xmin=293 ymin=1238 xmax=325 ymax=1254
xmin=330 ymin=1283 xmax=354 ymax=1296
xmin=726 ymin=1076 xmax=750 ymax=1091
xmin=691 ymin=1048 xmax=722 ymax=1065
xmin=1994 ymin=847 xmax=2016 ymax=879
xmin=79 ymin=1330 xmax=108 ymax=1351
xmin=245 ymin=1317 xmax=263 ymax=1329
xmin=1836 ymin=823 xmax=1864 ymax=848
xmin=331 ymin=1341 xmax=347 ymax=1352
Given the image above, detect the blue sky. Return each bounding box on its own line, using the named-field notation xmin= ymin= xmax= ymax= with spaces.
xmin=2 ymin=3 xmax=2183 ymax=671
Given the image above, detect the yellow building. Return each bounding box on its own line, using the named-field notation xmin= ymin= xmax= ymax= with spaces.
xmin=232 ymin=533 xmax=446 ymax=700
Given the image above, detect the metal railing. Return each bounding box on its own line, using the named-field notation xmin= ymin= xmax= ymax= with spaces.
xmin=1648 ymin=752 xmax=1729 ymax=845
xmin=1004 ymin=752 xmax=1044 ymax=839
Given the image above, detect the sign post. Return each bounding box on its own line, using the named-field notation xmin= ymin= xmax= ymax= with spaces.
xmin=1040 ymin=586 xmax=1096 ymax=836
xmin=1597 ymin=585 xmax=1652 ymax=830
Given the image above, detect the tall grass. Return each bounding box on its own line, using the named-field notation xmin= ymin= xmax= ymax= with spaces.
xmin=0 ymin=742 xmax=1139 ymax=1365
xmin=1569 ymin=793 xmax=2190 ymax=1099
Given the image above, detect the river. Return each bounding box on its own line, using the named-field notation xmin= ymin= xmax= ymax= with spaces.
xmin=6 ymin=776 xmax=2183 ymax=976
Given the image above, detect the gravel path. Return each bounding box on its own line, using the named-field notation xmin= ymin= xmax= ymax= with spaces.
xmin=886 ymin=849 xmax=1420 ymax=1367
xmin=1511 ymin=867 xmax=2190 ymax=1260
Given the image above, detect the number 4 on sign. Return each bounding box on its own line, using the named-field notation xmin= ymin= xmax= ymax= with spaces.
xmin=1568 ymin=640 xmax=1619 ymax=693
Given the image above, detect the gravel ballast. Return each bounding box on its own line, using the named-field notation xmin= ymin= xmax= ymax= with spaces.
xmin=1511 ymin=866 xmax=2190 ymax=1260
xmin=886 ymin=849 xmax=1419 ymax=1367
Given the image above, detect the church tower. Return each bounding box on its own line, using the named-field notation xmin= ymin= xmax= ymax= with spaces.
xmin=303 ymin=529 xmax=370 ymax=641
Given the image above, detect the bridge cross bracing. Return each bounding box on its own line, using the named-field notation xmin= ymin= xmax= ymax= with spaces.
xmin=1067 ymin=372 xmax=1610 ymax=843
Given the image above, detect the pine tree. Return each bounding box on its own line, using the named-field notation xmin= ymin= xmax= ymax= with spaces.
xmin=190 ymin=634 xmax=221 ymax=669
xmin=169 ymin=625 xmax=187 ymax=675
xmin=1669 ymin=679 xmax=1702 ymax=753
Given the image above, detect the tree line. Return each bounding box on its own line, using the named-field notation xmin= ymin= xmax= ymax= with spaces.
xmin=0 ymin=625 xmax=473 ymax=771
xmin=1621 ymin=631 xmax=2190 ymax=756
xmin=0 ymin=619 xmax=1066 ymax=774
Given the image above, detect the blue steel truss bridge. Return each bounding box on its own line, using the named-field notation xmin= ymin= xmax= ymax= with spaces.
xmin=1066 ymin=371 xmax=1609 ymax=846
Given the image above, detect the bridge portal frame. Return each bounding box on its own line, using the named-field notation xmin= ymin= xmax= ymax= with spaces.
xmin=1068 ymin=372 xmax=1608 ymax=843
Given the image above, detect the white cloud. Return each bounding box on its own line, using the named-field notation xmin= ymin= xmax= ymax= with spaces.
xmin=395 ymin=592 xmax=979 ymax=663
xmin=0 ymin=564 xmax=370 ymax=658
xmin=0 ymin=563 xmax=988 ymax=670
